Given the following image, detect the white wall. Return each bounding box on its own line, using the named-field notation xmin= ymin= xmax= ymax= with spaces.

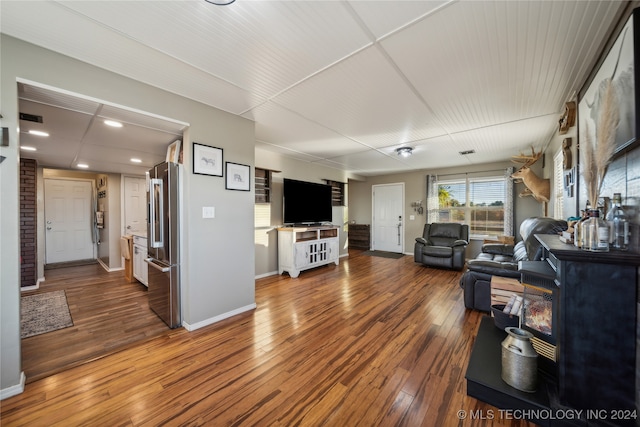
xmin=1 ymin=35 xmax=256 ymax=395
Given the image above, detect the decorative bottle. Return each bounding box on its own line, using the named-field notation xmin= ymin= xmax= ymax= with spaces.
xmin=584 ymin=209 xmax=609 ymax=252
xmin=574 ymin=201 xmax=591 ymax=248
xmin=606 ymin=193 xmax=629 ymax=251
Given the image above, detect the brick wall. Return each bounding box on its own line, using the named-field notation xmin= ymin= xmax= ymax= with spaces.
xmin=20 ymin=158 xmax=37 ymax=288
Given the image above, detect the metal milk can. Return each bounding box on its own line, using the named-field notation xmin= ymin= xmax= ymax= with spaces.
xmin=501 ymin=327 xmax=538 ymax=392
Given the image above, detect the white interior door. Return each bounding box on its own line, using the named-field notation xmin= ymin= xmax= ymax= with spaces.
xmin=44 ymin=179 xmax=94 ymax=264
xmin=124 ymin=176 xmax=147 ymax=234
xmin=372 ymin=183 xmax=404 ymax=253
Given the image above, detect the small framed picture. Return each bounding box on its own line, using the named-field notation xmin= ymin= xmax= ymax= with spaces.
xmin=193 ymin=142 xmax=223 ymax=177
xmin=225 ymin=162 xmax=250 ymax=191
xmin=166 ymin=140 xmax=182 ymax=163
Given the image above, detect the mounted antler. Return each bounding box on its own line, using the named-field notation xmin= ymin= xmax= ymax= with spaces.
xmin=511 ymin=146 xmax=543 ymax=168
xmin=511 ymin=147 xmax=550 ymax=204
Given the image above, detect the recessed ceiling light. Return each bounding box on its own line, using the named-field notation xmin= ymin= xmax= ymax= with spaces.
xmin=77 ymin=163 xmax=89 ymax=169
xmin=104 ymin=120 xmax=123 ymax=128
xmin=28 ymin=130 xmax=49 ymax=137
xmin=131 ymin=158 xmax=142 ymax=163
xmin=20 ymin=146 xmax=37 ymax=151
xmin=204 ymin=0 xmax=235 ymax=5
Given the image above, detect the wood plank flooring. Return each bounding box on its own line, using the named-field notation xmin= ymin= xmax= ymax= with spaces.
xmin=20 ymin=264 xmax=170 ymax=383
xmin=2 ymin=251 xmax=533 ymax=426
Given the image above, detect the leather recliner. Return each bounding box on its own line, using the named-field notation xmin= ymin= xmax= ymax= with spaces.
xmin=459 ymin=217 xmax=568 ymax=312
xmin=414 ymin=223 xmax=469 ymax=270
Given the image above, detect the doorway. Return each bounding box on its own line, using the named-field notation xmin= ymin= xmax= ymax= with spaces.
xmin=17 ymin=81 xmax=187 ymax=380
xmin=371 ymin=183 xmax=404 ymax=253
xmin=44 ymin=178 xmax=95 ymax=264
xmin=124 ymin=175 xmax=148 ymax=234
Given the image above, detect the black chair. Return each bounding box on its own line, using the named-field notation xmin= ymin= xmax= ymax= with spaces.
xmin=414 ymin=223 xmax=469 ymax=270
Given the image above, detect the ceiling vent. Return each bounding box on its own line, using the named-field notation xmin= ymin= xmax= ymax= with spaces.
xmin=19 ymin=113 xmax=43 ymax=123
xmin=459 ymin=149 xmax=475 ymax=155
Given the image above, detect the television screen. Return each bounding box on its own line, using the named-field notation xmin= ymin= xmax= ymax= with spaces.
xmin=283 ymin=179 xmax=333 ymax=225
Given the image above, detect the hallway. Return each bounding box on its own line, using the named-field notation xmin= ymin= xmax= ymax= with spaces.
xmin=21 ymin=264 xmax=170 ymax=383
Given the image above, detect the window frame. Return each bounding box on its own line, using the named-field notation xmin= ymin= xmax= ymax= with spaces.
xmin=434 ymin=175 xmax=507 ymax=238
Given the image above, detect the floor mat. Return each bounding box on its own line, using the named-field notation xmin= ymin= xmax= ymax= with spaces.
xmin=361 ymin=250 xmax=405 ymax=259
xmin=21 ymin=290 xmax=74 ymax=338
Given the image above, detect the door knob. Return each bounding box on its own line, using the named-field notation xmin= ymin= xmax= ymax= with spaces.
xmin=46 ymin=227 xmax=52 ymax=230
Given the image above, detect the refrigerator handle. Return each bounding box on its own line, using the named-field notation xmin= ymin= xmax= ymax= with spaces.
xmin=149 ymin=178 xmax=164 ymax=248
xmin=145 ymin=258 xmax=171 ymax=273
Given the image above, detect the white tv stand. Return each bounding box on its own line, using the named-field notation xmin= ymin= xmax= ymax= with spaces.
xmin=277 ymin=225 xmax=339 ymax=278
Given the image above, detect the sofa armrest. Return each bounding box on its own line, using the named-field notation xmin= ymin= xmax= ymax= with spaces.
xmin=466 ymin=259 xmax=521 ymax=278
xmin=415 ymin=237 xmax=428 ymax=245
xmin=453 ymin=239 xmax=468 ymax=247
xmin=481 ymin=243 xmax=514 ymax=256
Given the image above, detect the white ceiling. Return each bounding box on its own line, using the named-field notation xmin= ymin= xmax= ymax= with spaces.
xmin=1 ymin=0 xmax=628 ymax=176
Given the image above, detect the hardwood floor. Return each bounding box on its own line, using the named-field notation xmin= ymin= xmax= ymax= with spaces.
xmin=20 ymin=264 xmax=171 ymax=383
xmin=2 ymin=251 xmax=533 ymax=426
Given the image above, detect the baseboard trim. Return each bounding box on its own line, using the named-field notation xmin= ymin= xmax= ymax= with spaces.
xmin=97 ymin=259 xmax=124 ymax=273
xmin=255 ymin=271 xmax=278 ymax=280
xmin=0 ymin=372 xmax=25 ymax=400
xmin=182 ymin=303 xmax=257 ymax=332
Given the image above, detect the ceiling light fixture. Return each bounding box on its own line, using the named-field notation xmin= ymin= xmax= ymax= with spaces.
xmin=77 ymin=163 xmax=89 ymax=169
xmin=396 ymin=146 xmax=413 ymax=157
xmin=104 ymin=120 xmax=123 ymax=128
xmin=131 ymin=158 xmax=142 ymax=163
xmin=204 ymin=0 xmax=235 ymax=5
xmin=20 ymin=146 xmax=37 ymax=151
xmin=28 ymin=130 xmax=49 ymax=137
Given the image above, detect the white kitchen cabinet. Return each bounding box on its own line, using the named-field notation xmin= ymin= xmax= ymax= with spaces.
xmin=278 ymin=226 xmax=339 ymax=278
xmin=132 ymin=235 xmax=148 ymax=287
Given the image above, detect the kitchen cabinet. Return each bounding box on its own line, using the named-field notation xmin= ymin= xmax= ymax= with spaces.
xmin=133 ymin=234 xmax=148 ymax=287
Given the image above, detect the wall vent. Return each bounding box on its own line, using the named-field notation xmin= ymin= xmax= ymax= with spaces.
xmin=19 ymin=113 xmax=43 ymax=123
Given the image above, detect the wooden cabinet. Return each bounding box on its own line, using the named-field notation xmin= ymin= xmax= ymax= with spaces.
xmin=133 ymin=234 xmax=148 ymax=287
xmin=278 ymin=226 xmax=339 ymax=278
xmin=348 ymin=224 xmax=370 ymax=249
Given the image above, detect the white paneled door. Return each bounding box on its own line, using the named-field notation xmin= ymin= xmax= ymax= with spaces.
xmin=372 ymin=183 xmax=404 ymax=253
xmin=44 ymin=179 xmax=94 ymax=264
xmin=124 ymin=176 xmax=147 ymax=234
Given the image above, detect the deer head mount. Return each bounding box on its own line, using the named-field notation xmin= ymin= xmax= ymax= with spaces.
xmin=511 ymin=147 xmax=550 ymax=204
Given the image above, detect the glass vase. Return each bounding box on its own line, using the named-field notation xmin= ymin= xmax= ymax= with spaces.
xmin=584 ymin=209 xmax=609 ymax=252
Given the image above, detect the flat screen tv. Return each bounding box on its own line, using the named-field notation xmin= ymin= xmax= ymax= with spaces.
xmin=283 ymin=178 xmax=333 ymax=225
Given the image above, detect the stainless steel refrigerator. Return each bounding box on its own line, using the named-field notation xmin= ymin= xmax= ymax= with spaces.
xmin=146 ymin=161 xmax=181 ymax=328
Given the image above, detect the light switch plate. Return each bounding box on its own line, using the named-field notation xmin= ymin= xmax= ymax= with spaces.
xmin=409 ymin=215 xmax=415 ymax=220
xmin=202 ymin=206 xmax=215 ymax=218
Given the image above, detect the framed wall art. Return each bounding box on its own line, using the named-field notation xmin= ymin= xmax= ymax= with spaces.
xmin=166 ymin=140 xmax=182 ymax=163
xmin=225 ymin=162 xmax=250 ymax=191
xmin=193 ymin=142 xmax=223 ymax=177
xmin=578 ymin=8 xmax=639 ymax=158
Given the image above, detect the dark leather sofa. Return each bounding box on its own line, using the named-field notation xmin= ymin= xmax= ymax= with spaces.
xmin=414 ymin=223 xmax=469 ymax=270
xmin=459 ymin=217 xmax=567 ymax=312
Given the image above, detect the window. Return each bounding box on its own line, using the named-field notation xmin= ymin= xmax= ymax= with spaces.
xmin=255 ymin=168 xmax=272 ymax=203
xmin=553 ymin=149 xmax=564 ymax=219
xmin=433 ymin=176 xmax=507 ymax=238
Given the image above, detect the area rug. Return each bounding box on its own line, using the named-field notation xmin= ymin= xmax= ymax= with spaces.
xmin=21 ymin=290 xmax=74 ymax=338
xmin=361 ymin=250 xmax=405 ymax=259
